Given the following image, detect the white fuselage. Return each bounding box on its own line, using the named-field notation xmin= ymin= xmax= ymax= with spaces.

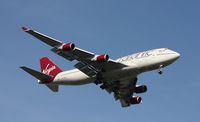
xmin=52 ymin=48 xmax=180 ymax=85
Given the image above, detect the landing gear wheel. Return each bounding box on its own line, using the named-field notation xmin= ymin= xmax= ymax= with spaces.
xmin=158 ymin=70 xmax=163 ymax=75
xmin=114 ymin=93 xmax=120 ymax=100
xmin=134 ymin=77 xmax=138 ymax=82
xmin=94 ymin=80 xmax=102 ymax=85
xmin=100 ymin=84 xmax=107 ymax=90
xmin=158 ymin=65 xmax=163 ymax=75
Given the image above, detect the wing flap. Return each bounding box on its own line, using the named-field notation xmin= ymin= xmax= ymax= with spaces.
xmin=51 ymin=48 xmax=75 ymax=61
xmin=120 ymin=99 xmax=130 ymax=107
xmin=51 ymin=47 xmax=95 ymax=61
xmin=74 ymin=59 xmax=127 ymax=78
xmin=74 ymin=61 xmax=98 ymax=77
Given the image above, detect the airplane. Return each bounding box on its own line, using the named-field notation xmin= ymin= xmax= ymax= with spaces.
xmin=20 ymin=26 xmax=180 ymax=107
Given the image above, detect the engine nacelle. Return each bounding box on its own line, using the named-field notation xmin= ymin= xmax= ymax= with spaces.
xmin=95 ymin=54 xmax=109 ymax=62
xmin=130 ymin=96 xmax=142 ymax=104
xmin=61 ymin=43 xmax=75 ymax=51
xmin=135 ymin=85 xmax=147 ymax=94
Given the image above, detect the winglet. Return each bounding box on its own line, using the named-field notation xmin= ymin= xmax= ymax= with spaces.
xmin=21 ymin=26 xmax=30 ymax=32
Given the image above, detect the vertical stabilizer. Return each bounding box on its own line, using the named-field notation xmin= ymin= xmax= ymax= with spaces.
xmin=40 ymin=57 xmax=62 ymax=78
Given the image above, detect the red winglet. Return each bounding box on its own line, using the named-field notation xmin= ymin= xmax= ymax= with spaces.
xmin=21 ymin=26 xmax=29 ymax=32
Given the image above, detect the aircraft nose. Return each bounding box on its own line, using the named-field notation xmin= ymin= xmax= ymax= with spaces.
xmin=171 ymin=51 xmax=180 ymax=61
xmin=175 ymin=52 xmax=180 ymax=59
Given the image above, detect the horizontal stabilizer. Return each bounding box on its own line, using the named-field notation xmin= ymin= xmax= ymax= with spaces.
xmin=46 ymin=84 xmax=59 ymax=92
xmin=21 ymin=66 xmax=59 ymax=92
xmin=20 ymin=66 xmax=52 ymax=82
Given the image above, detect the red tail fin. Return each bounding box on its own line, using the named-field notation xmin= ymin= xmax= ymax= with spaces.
xmin=40 ymin=57 xmax=62 ymax=78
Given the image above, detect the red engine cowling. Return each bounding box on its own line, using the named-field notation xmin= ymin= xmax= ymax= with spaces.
xmin=96 ymin=54 xmax=109 ymax=62
xmin=135 ymin=85 xmax=147 ymax=94
xmin=130 ymin=96 xmax=142 ymax=104
xmin=61 ymin=43 xmax=75 ymax=51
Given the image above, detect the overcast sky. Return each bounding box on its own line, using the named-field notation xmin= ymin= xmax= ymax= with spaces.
xmin=0 ymin=0 xmax=200 ymax=122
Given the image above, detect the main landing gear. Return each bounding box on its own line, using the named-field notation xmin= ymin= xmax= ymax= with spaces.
xmin=100 ymin=84 xmax=107 ymax=89
xmin=99 ymin=81 xmax=120 ymax=91
xmin=94 ymin=80 xmax=102 ymax=85
xmin=94 ymin=72 xmax=103 ymax=85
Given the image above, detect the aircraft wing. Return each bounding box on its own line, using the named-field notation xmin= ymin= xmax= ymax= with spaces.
xmin=22 ymin=27 xmax=127 ymax=77
xmin=114 ymin=78 xmax=137 ymax=107
xmin=22 ymin=27 xmax=62 ymax=47
xmin=118 ymin=87 xmax=135 ymax=107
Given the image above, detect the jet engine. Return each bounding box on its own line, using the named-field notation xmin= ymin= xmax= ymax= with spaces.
xmin=130 ymin=96 xmax=142 ymax=104
xmin=61 ymin=43 xmax=75 ymax=51
xmin=135 ymin=85 xmax=147 ymax=94
xmin=95 ymin=54 xmax=109 ymax=62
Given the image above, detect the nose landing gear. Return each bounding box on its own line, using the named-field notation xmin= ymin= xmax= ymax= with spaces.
xmin=158 ymin=70 xmax=163 ymax=75
xmin=158 ymin=65 xmax=163 ymax=75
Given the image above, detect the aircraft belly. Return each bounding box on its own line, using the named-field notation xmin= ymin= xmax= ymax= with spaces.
xmin=54 ymin=71 xmax=94 ymax=85
xmin=103 ymin=66 xmax=139 ymax=81
xmin=134 ymin=55 xmax=179 ymax=73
